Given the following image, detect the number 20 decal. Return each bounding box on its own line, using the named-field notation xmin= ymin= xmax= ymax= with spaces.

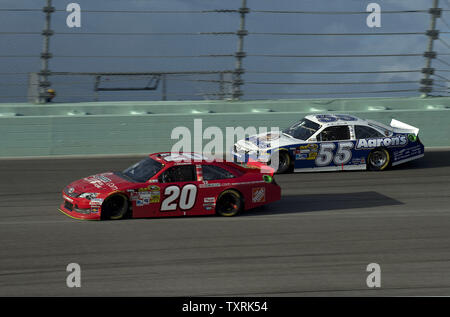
xmin=315 ymin=142 xmax=354 ymax=167
xmin=161 ymin=184 xmax=197 ymax=211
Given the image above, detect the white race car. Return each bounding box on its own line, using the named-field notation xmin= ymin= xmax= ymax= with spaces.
xmin=232 ymin=114 xmax=424 ymax=173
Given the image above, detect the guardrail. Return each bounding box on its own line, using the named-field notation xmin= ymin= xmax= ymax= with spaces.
xmin=0 ymin=96 xmax=449 ymax=157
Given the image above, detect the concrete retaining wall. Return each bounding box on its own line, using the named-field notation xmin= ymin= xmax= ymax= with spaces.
xmin=1 ymin=96 xmax=449 ymax=157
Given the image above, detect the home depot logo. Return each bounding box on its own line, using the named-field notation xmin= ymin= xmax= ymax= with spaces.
xmin=252 ymin=187 xmax=266 ymax=203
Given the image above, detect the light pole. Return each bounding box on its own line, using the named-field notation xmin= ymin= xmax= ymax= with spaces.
xmin=232 ymin=0 xmax=249 ymax=100
xmin=420 ymin=0 xmax=441 ymax=97
xmin=38 ymin=0 xmax=54 ymax=103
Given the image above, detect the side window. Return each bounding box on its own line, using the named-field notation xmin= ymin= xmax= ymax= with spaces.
xmin=159 ymin=165 xmax=197 ymax=183
xmin=355 ymin=125 xmax=384 ymax=139
xmin=318 ymin=126 xmax=350 ymax=141
xmin=202 ymin=165 xmax=235 ymax=181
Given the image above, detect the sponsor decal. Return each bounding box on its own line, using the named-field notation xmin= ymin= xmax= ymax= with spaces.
xmin=252 ymin=187 xmax=266 ymax=203
xmin=295 ymin=144 xmax=319 ymax=160
xmin=199 ymin=180 xmax=266 ymax=189
xmin=199 ymin=182 xmax=221 ymax=188
xmin=84 ymin=175 xmax=118 ymax=190
xmin=295 ymin=153 xmax=308 ymax=160
xmin=408 ymin=134 xmax=417 ymax=142
xmin=392 ymin=144 xmax=423 ymax=161
xmin=130 ymin=188 xmax=160 ymax=204
xmin=96 ymin=174 xmax=112 ymax=183
xmin=139 ymin=192 xmax=151 ymax=199
xmin=315 ymin=114 xmax=358 ymax=123
xmin=203 ymin=197 xmax=216 ymax=210
xmin=89 ymin=198 xmax=104 ymax=206
xmin=204 ymin=197 xmax=216 ymax=203
xmin=84 ymin=177 xmax=103 ymax=189
xmin=138 ymin=185 xmax=160 ymax=192
xmin=163 ymin=153 xmax=206 ymax=162
xmin=149 ymin=191 xmax=160 ymax=203
xmin=136 ymin=200 xmax=144 ymax=207
xmin=351 ymin=157 xmax=366 ymax=165
xmin=130 ymin=192 xmax=139 ymax=201
xmin=356 ymin=136 xmax=407 ymax=149
xmin=90 ymin=207 xmax=99 ymax=213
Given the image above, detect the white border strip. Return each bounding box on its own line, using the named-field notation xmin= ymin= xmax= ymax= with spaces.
xmin=294 ymin=164 xmax=366 ymax=173
xmin=391 ymin=154 xmax=425 ymax=166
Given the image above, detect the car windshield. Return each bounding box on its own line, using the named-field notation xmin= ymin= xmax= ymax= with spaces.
xmin=121 ymin=157 xmax=163 ymax=183
xmin=283 ymin=118 xmax=321 ymax=140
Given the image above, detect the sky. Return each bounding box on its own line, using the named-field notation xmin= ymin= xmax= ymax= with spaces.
xmin=0 ymin=0 xmax=449 ymax=103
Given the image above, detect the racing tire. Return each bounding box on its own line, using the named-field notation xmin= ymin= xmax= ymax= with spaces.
xmin=215 ymin=189 xmax=243 ymax=217
xmin=367 ymin=148 xmax=391 ymax=171
xmin=274 ymin=151 xmax=292 ymax=174
xmin=101 ymin=194 xmax=129 ymax=220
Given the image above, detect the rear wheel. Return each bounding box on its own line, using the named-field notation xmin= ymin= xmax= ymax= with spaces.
xmin=367 ymin=148 xmax=390 ymax=171
xmin=215 ymin=190 xmax=242 ymax=217
xmin=101 ymin=194 xmax=129 ymax=220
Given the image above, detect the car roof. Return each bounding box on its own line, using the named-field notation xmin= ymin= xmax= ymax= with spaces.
xmin=149 ymin=152 xmax=212 ymax=164
xmin=305 ymin=114 xmax=369 ymax=127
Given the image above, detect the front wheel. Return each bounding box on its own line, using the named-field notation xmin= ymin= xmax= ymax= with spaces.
xmin=101 ymin=194 xmax=129 ymax=220
xmin=367 ymin=148 xmax=390 ymax=171
xmin=215 ymin=190 xmax=243 ymax=217
xmin=269 ymin=151 xmax=292 ymax=174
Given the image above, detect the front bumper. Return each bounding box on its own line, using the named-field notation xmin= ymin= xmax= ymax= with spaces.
xmin=59 ymin=195 xmax=101 ymax=220
xmin=231 ymin=145 xmax=270 ymax=163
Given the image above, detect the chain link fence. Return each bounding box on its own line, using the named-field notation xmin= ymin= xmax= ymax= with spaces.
xmin=0 ymin=0 xmax=449 ymax=103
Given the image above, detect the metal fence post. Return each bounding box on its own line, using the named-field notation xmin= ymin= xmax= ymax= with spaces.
xmin=420 ymin=0 xmax=441 ymax=96
xmin=38 ymin=0 xmax=54 ymax=104
xmin=218 ymin=72 xmax=226 ymax=100
xmin=161 ymin=74 xmax=167 ymax=101
xmin=232 ymin=0 xmax=249 ymax=100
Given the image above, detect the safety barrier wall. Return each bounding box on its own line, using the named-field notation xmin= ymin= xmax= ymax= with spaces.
xmin=0 ymin=97 xmax=449 ymax=157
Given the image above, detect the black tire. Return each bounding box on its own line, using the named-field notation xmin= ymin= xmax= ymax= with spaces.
xmin=367 ymin=148 xmax=391 ymax=171
xmin=273 ymin=151 xmax=292 ymax=174
xmin=215 ymin=190 xmax=243 ymax=217
xmin=101 ymin=194 xmax=129 ymax=220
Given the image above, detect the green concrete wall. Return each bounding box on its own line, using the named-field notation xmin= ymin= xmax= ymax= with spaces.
xmin=0 ymin=96 xmax=449 ymax=157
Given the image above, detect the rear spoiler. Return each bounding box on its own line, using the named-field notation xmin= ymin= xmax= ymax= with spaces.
xmin=245 ymin=159 xmax=275 ymax=176
xmin=224 ymin=159 xmax=275 ymax=176
xmin=219 ymin=155 xmax=275 ymax=176
xmin=390 ymin=119 xmax=420 ymax=136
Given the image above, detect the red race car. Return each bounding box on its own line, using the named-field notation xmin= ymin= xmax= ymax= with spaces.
xmin=59 ymin=152 xmax=281 ymax=220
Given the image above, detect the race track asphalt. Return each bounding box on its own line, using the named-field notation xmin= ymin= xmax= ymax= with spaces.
xmin=0 ymin=149 xmax=449 ymax=296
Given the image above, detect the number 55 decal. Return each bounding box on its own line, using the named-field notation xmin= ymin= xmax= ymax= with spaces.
xmin=161 ymin=184 xmax=197 ymax=211
xmin=315 ymin=142 xmax=354 ymax=167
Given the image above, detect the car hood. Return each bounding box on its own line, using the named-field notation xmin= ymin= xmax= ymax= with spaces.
xmin=65 ymin=172 xmax=134 ymax=196
xmin=236 ymin=131 xmax=299 ymax=152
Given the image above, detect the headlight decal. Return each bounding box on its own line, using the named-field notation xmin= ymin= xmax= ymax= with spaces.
xmin=78 ymin=193 xmax=99 ymax=200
